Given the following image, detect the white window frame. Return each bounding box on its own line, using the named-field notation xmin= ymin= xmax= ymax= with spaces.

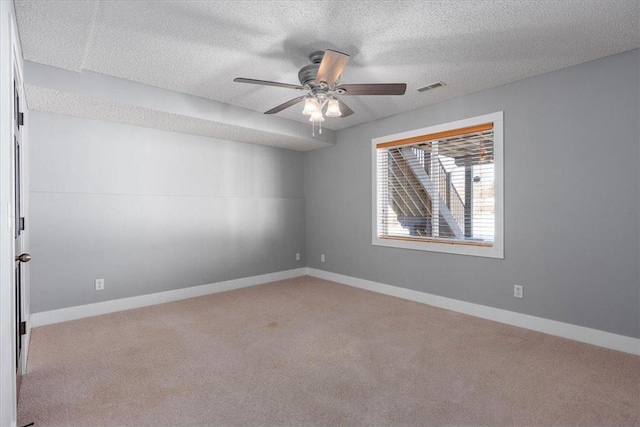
xmin=371 ymin=111 xmax=504 ymax=259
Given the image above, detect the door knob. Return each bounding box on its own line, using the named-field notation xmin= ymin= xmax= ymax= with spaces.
xmin=15 ymin=253 xmax=31 ymax=263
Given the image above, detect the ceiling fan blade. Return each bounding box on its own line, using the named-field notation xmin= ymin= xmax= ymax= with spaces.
xmin=315 ymin=49 xmax=350 ymax=88
xmin=337 ymin=99 xmax=354 ymax=118
xmin=336 ymin=83 xmax=407 ymax=96
xmin=234 ymin=77 xmax=304 ymax=91
xmin=264 ymin=96 xmax=306 ymax=115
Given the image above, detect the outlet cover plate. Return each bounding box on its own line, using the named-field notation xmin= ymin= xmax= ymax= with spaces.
xmin=514 ymin=285 xmax=523 ymax=298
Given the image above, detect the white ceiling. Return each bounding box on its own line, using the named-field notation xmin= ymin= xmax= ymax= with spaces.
xmin=14 ymin=1 xmax=640 ymax=131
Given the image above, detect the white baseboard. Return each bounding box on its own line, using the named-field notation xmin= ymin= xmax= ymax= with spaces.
xmin=30 ymin=266 xmax=640 ymax=356
xmin=31 ymin=268 xmax=307 ymax=327
xmin=307 ymin=268 xmax=640 ymax=356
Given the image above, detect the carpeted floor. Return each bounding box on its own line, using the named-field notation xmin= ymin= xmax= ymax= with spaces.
xmin=18 ymin=276 xmax=640 ymax=427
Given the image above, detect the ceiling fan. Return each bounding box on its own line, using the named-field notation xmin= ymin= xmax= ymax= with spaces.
xmin=234 ymin=49 xmax=407 ymax=135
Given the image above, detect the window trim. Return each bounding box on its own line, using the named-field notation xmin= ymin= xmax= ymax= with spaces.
xmin=371 ymin=111 xmax=504 ymax=259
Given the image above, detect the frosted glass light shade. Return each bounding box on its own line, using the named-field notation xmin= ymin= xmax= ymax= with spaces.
xmin=309 ymin=110 xmax=324 ymax=122
xmin=325 ymin=99 xmax=341 ymax=117
xmin=302 ymin=97 xmax=320 ymax=115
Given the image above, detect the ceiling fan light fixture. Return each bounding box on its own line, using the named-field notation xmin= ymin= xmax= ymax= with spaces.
xmin=325 ymin=99 xmax=341 ymax=117
xmin=302 ymin=97 xmax=320 ymax=115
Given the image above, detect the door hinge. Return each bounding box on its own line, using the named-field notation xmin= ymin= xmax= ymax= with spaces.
xmin=19 ymin=217 xmax=25 ymax=231
xmin=18 ymin=112 xmax=24 ymax=126
xmin=19 ymin=321 xmax=26 ymax=336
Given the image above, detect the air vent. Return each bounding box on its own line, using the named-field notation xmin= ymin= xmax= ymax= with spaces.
xmin=417 ymin=81 xmax=446 ymax=92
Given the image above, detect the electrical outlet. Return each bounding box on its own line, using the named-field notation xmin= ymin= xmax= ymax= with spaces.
xmin=95 ymin=279 xmax=105 ymax=291
xmin=320 ymin=254 xmax=325 ymax=263
xmin=296 ymin=253 xmax=300 ymax=261
xmin=514 ymin=285 xmax=523 ymax=298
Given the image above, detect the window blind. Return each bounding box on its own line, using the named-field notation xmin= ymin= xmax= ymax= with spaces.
xmin=376 ymin=122 xmax=495 ymax=246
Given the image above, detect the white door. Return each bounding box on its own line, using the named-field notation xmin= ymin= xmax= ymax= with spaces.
xmin=13 ymin=68 xmax=29 ymax=397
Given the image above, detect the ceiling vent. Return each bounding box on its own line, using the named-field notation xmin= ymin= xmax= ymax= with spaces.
xmin=417 ymin=81 xmax=446 ymax=92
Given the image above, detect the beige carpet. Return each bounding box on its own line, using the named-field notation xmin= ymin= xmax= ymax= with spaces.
xmin=18 ymin=276 xmax=639 ymax=427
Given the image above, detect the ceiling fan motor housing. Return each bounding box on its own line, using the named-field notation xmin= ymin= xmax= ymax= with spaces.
xmin=298 ymin=64 xmax=320 ymax=87
xmin=298 ymin=51 xmax=326 ymax=87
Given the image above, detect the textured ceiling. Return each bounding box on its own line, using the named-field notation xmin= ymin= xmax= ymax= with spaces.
xmin=26 ymin=86 xmax=332 ymax=151
xmin=14 ymin=1 xmax=640 ymax=131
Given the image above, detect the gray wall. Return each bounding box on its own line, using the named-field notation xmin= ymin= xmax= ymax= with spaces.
xmin=29 ymin=112 xmax=305 ymax=312
xmin=305 ymin=50 xmax=640 ymax=338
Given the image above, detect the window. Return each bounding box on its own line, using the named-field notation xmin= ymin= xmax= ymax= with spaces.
xmin=372 ymin=112 xmax=503 ymax=258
